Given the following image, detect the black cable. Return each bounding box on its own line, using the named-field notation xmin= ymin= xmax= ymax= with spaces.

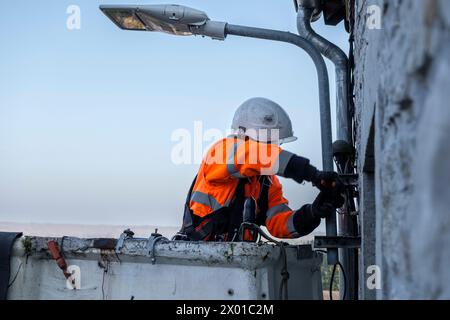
xmin=314 ymin=250 xmax=338 ymax=300
xmin=338 ymin=261 xmax=347 ymax=300
xmin=314 ymin=250 xmax=340 ymax=300
xmin=7 ymin=262 xmax=23 ymax=288
xmin=238 ymin=222 xmax=289 ymax=300
xmin=240 ymin=224 xmax=348 ymax=301
xmin=101 ymin=260 xmax=110 ymax=300
xmin=238 ymin=222 xmax=279 ymax=244
xmin=102 ymin=269 xmax=106 ymax=300
xmin=329 ymin=263 xmax=337 ymax=301
xmin=329 ymin=262 xmax=347 ymax=301
xmin=278 ymin=244 xmax=289 ymax=300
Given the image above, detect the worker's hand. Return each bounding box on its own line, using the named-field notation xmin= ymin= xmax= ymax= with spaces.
xmin=312 ymin=171 xmax=343 ymax=191
xmin=310 ymin=191 xmax=345 ymax=219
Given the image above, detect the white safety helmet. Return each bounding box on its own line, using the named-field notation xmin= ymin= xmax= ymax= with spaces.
xmin=231 ymin=97 xmax=298 ymax=144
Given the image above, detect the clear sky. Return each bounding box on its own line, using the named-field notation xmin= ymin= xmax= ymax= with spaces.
xmin=0 ymin=1 xmax=348 ymax=229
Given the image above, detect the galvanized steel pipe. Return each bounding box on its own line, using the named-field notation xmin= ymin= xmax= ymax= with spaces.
xmin=297 ymin=4 xmax=352 ymax=144
xmin=296 ymin=1 xmax=356 ymax=299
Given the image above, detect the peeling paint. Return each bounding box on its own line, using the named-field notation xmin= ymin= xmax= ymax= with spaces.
xmin=8 ymin=236 xmax=323 ymax=300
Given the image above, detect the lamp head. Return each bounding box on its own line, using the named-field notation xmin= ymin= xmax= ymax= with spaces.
xmin=100 ymin=4 xmax=226 ymax=40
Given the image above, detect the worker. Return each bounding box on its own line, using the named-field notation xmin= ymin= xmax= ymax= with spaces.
xmin=178 ymin=97 xmax=344 ymax=242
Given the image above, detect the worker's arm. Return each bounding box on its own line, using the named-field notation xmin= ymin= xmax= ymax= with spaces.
xmin=228 ymin=138 xmax=337 ymax=189
xmin=264 ymin=177 xmax=345 ymax=239
xmin=228 ymin=139 xmax=317 ymax=179
xmin=264 ymin=177 xmax=321 ymax=239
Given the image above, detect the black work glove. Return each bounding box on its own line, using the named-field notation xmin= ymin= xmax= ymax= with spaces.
xmin=292 ymin=189 xmax=346 ymax=237
xmin=311 ymin=171 xmax=344 ymax=192
xmin=292 ymin=205 xmax=321 ymax=237
xmin=310 ymin=190 xmax=345 ymax=219
xmin=283 ymin=155 xmax=318 ymax=184
xmin=283 ymin=155 xmax=343 ymax=191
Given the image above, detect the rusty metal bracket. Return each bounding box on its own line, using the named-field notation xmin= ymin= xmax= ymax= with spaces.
xmin=47 ymin=240 xmax=75 ymax=287
xmin=314 ymin=236 xmax=361 ymax=249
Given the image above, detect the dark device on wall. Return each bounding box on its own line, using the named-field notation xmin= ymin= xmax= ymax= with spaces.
xmin=293 ymin=0 xmax=351 ymax=31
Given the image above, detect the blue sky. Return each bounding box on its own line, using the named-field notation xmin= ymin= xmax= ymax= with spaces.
xmin=0 ymin=1 xmax=348 ymax=228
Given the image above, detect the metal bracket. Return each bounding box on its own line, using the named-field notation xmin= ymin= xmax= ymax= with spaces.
xmin=323 ymin=0 xmax=346 ymax=26
xmin=295 ymin=0 xmax=352 ymax=32
xmin=146 ymin=229 xmax=167 ymax=264
xmin=115 ymin=229 xmax=135 ymax=253
xmin=314 ymin=236 xmax=361 ymax=249
xmin=339 ymin=173 xmax=358 ymax=187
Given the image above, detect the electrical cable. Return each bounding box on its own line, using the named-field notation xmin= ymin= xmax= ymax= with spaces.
xmin=102 ymin=268 xmax=106 ymax=300
xmin=278 ymin=245 xmax=289 ymax=300
xmin=7 ymin=262 xmax=23 ymax=288
xmin=314 ymin=249 xmax=337 ymax=300
xmin=329 ymin=261 xmax=347 ymax=301
xmin=329 ymin=263 xmax=337 ymax=301
xmin=101 ymin=259 xmax=110 ymax=300
xmin=338 ymin=261 xmax=347 ymax=300
xmin=238 ymin=222 xmax=290 ymax=300
xmin=315 ymin=249 xmax=348 ymax=301
xmin=240 ymin=223 xmax=348 ymax=301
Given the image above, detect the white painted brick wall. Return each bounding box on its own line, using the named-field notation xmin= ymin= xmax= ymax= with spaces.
xmin=355 ymin=0 xmax=450 ymax=299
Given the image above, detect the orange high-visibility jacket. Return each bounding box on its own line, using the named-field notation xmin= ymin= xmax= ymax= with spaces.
xmin=189 ymin=136 xmax=301 ymax=239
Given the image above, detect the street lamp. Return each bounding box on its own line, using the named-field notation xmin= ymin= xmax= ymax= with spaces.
xmin=99 ymin=3 xmax=338 ymax=266
xmin=100 ymin=5 xmax=226 ymax=40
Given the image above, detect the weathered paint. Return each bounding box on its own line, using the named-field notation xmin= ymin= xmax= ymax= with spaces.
xmin=355 ymin=0 xmax=450 ymax=299
xmin=7 ymin=236 xmax=323 ymax=300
